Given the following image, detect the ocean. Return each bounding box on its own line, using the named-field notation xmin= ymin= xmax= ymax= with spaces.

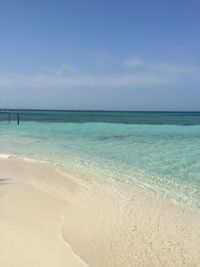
xmin=0 ymin=110 xmax=200 ymax=208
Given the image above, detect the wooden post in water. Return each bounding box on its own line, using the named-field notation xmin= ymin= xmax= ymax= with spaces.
xmin=8 ymin=113 xmax=10 ymax=124
xmin=17 ymin=113 xmax=19 ymax=125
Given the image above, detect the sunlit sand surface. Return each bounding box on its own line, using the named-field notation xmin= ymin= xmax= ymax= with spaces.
xmin=0 ymin=157 xmax=200 ymax=267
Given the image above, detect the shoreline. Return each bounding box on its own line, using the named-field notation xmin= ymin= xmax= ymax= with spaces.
xmin=1 ymin=152 xmax=199 ymax=211
xmin=0 ymin=158 xmax=89 ymax=267
xmin=0 ymin=157 xmax=200 ymax=266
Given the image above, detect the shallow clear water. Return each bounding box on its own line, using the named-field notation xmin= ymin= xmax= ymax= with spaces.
xmin=0 ymin=110 xmax=200 ymax=208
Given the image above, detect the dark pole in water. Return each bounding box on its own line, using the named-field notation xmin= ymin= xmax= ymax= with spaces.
xmin=17 ymin=113 xmax=19 ymax=125
xmin=8 ymin=113 xmax=10 ymax=124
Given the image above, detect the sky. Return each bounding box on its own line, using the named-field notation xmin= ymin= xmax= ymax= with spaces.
xmin=0 ymin=0 xmax=200 ymax=110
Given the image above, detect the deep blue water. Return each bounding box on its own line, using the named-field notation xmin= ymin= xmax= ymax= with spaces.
xmin=1 ymin=109 xmax=200 ymax=125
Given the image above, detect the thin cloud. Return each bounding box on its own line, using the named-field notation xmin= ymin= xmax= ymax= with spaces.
xmin=123 ymin=57 xmax=200 ymax=77
xmin=147 ymin=63 xmax=200 ymax=75
xmin=40 ymin=63 xmax=78 ymax=77
xmin=0 ymin=61 xmax=199 ymax=91
xmin=123 ymin=57 xmax=144 ymax=67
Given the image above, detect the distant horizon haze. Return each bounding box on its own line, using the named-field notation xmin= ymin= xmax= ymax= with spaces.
xmin=0 ymin=108 xmax=200 ymax=113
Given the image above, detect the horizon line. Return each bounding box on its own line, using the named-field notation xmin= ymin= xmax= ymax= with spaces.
xmin=0 ymin=108 xmax=200 ymax=113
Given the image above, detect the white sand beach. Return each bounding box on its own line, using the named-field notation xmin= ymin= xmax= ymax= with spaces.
xmin=0 ymin=158 xmax=88 ymax=267
xmin=0 ymin=157 xmax=200 ymax=267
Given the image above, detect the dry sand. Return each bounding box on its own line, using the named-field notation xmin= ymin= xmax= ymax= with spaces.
xmin=0 ymin=157 xmax=200 ymax=267
xmin=0 ymin=159 xmax=88 ymax=267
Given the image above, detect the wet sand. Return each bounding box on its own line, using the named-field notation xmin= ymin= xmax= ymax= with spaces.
xmin=0 ymin=157 xmax=200 ymax=267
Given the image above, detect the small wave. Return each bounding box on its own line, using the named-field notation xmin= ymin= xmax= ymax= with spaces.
xmin=0 ymin=153 xmax=12 ymax=159
xmin=22 ymin=156 xmax=46 ymax=164
xmin=0 ymin=153 xmax=49 ymax=165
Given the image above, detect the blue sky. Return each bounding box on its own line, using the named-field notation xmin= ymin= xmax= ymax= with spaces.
xmin=0 ymin=0 xmax=200 ymax=110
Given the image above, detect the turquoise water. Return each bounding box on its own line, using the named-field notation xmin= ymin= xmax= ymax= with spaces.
xmin=0 ymin=110 xmax=200 ymax=208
